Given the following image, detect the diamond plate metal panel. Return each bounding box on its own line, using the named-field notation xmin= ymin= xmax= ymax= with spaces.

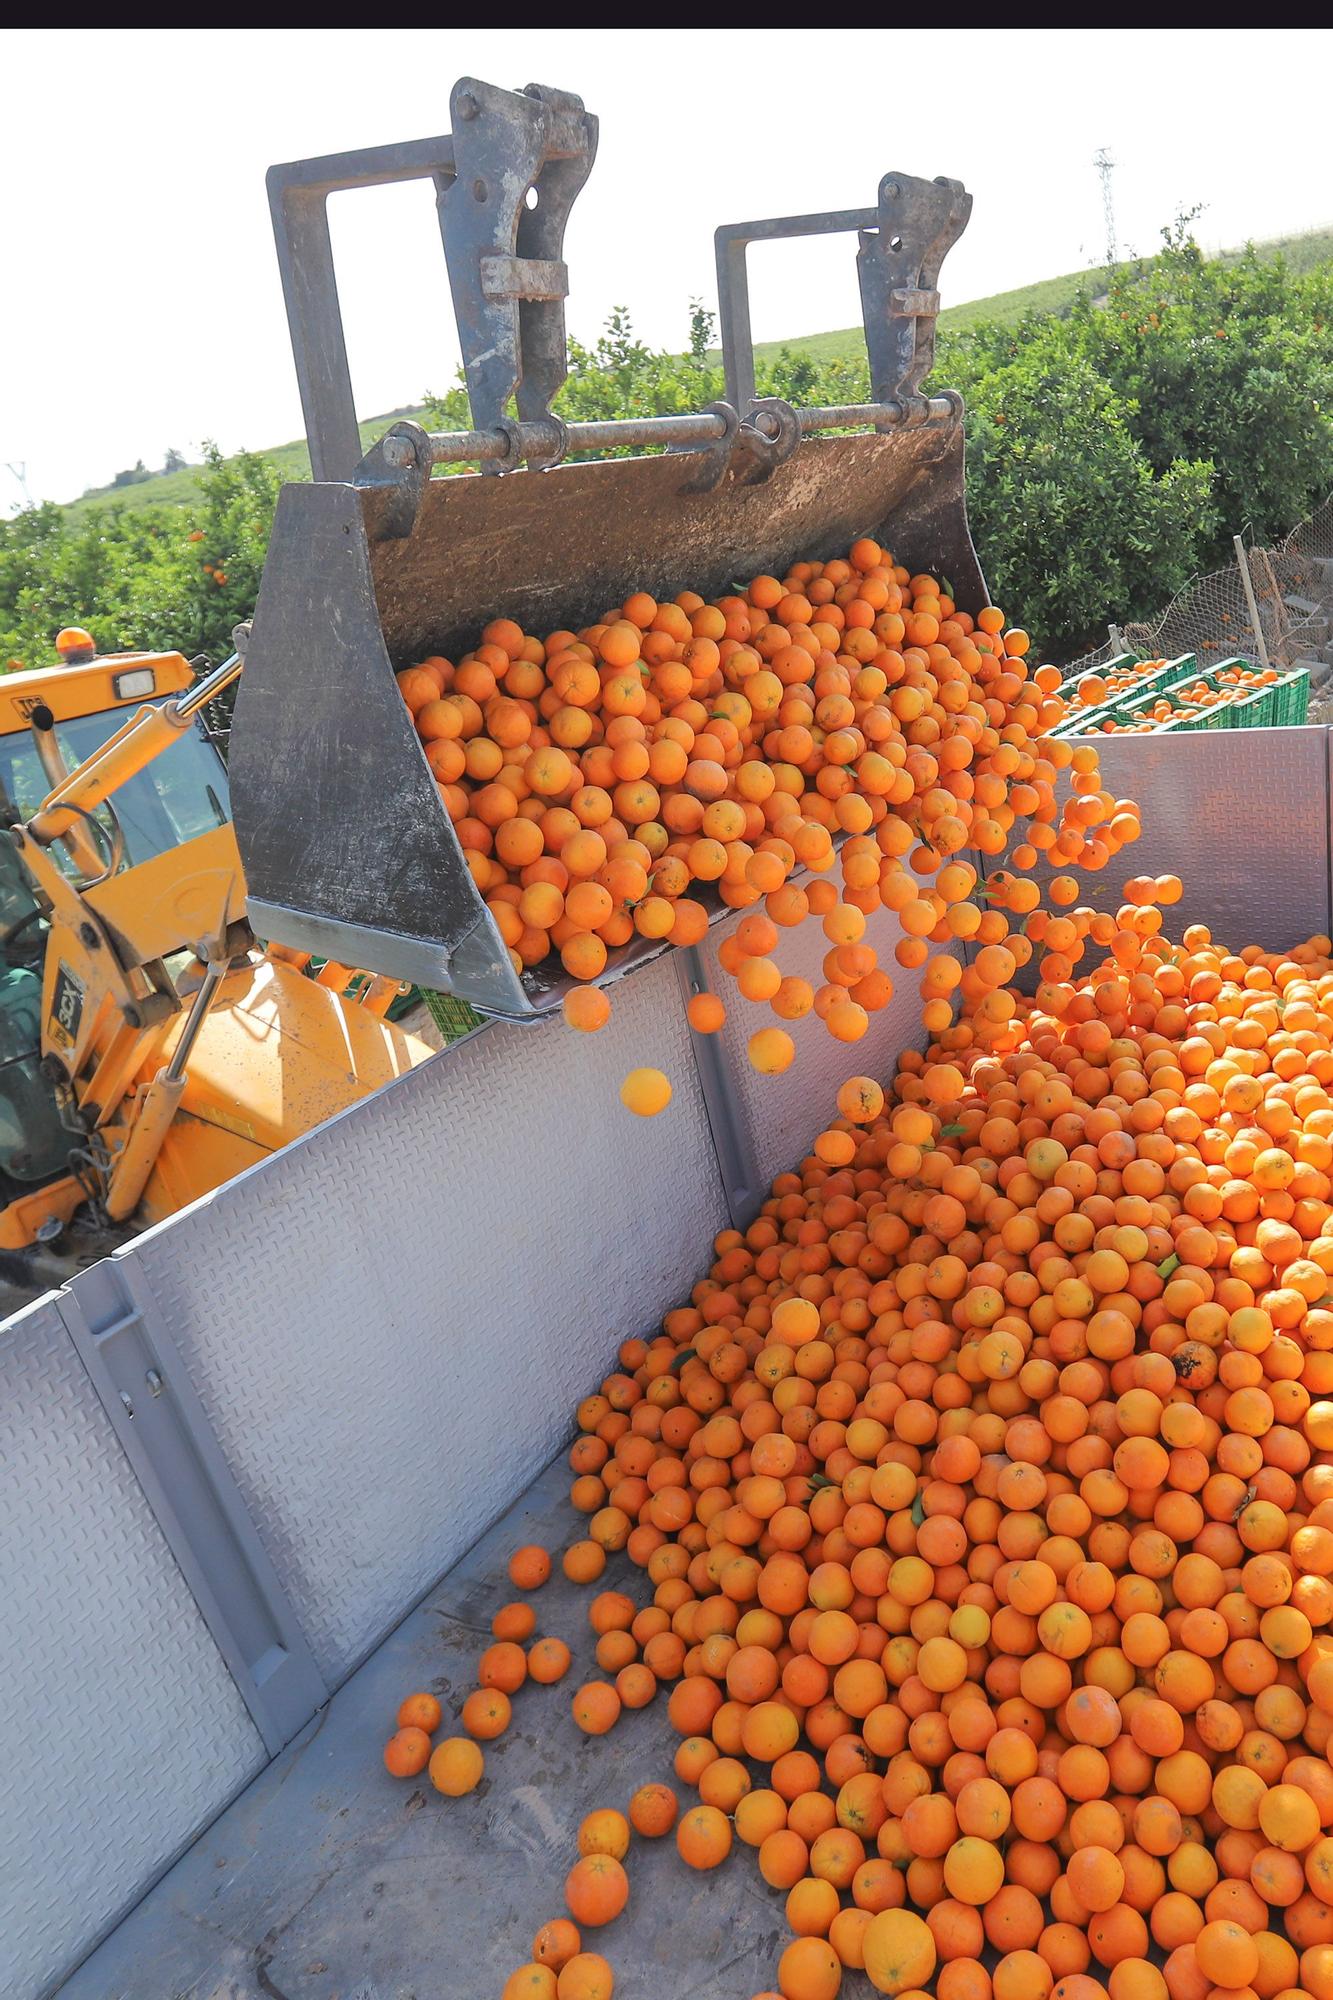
xmin=62 ymin=1458 xmax=788 ymax=2000
xmin=1010 ymin=728 xmax=1332 ymax=949
xmin=125 ymin=948 xmax=729 ymax=1686
xmin=32 ymin=726 xmax=1333 ymax=1994
xmin=0 ymin=1297 xmax=265 ymax=2000
xmin=696 ymin=894 xmax=940 ymax=1196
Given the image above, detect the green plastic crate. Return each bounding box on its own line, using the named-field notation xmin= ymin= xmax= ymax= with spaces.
xmin=1140 ymin=657 xmax=1307 ymax=731
xmin=420 ymin=990 xmax=486 ymax=1043
xmin=1096 ymin=655 xmax=1194 ymax=703
xmin=1224 ymin=668 xmax=1311 ymax=730
xmin=1101 ymin=657 xmax=1236 ymax=733
xmin=1154 ymin=705 xmax=1228 ymax=734
xmin=1056 ymin=655 xmax=1198 ymax=734
xmin=1051 ymin=705 xmax=1114 ymax=737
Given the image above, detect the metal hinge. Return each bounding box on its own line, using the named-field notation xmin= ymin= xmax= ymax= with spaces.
xmin=59 ymin=1260 xmax=327 ymax=1754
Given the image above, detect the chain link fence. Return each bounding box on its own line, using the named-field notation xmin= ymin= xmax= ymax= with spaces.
xmin=1065 ymin=493 xmax=1333 ymax=678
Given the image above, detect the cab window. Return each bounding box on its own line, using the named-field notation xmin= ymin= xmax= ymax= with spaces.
xmin=0 ymin=709 xmax=230 ymax=875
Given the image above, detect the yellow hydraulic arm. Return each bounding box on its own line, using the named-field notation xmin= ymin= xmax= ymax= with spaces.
xmin=12 ymin=650 xmax=247 ymax=1224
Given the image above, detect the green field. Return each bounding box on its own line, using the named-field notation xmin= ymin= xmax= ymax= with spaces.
xmin=64 ymin=221 xmax=1333 ymax=522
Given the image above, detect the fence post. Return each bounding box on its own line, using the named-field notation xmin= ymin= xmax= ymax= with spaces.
xmin=1233 ymin=534 xmax=1272 ymax=670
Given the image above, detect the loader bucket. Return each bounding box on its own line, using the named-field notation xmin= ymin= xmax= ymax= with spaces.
xmin=232 ymin=88 xmax=984 ymax=1018
xmin=230 ymin=416 xmax=985 ymax=1020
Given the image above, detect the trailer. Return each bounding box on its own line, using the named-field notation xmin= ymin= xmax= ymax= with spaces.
xmin=0 ymin=718 xmax=1319 ymax=1998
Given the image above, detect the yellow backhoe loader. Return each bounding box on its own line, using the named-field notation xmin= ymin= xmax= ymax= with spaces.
xmin=0 ymin=628 xmax=432 ymax=1285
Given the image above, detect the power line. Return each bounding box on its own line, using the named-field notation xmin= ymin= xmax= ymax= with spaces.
xmin=1094 ymin=148 xmax=1117 ymax=273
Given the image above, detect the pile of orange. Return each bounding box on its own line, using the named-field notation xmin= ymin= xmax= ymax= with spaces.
xmin=385 ymin=545 xmax=1333 ymax=2000
xmin=477 ymin=896 xmax=1333 ymax=2000
xmin=396 ymin=541 xmax=1138 ymax=1071
xmin=382 ymin=880 xmax=1333 ymax=2000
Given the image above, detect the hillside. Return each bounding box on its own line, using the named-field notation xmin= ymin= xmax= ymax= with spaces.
xmin=61 ymin=409 xmax=424 ymax=523
xmin=62 ymin=221 xmax=1333 ymax=520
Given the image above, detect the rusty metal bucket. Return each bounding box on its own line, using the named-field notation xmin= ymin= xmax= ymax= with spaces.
xmin=230 ymin=78 xmax=986 ymax=1020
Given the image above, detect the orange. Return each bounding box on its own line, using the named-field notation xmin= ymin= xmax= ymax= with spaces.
xmin=396 ymin=1692 xmax=442 ymax=1733
xmin=628 ymin=1782 xmax=678 ymax=1837
xmin=1193 ymin=1920 xmax=1259 ymax=1988
xmin=556 ymin=1952 xmax=615 ymax=2000
xmin=562 ymin=1542 xmax=607 ymax=1584
xmin=578 ymin=1809 xmax=630 ymax=1859
xmin=503 ymin=1965 xmax=557 ymax=2000
xmin=383 ymin=1726 xmax=431 ymax=1777
xmin=479 ymin=1641 xmax=528 ymax=1693
xmin=533 ymin=1920 xmax=581 ymax=1970
xmin=528 ymin=1638 xmax=572 ymax=1684
xmin=777 ymin=1935 xmax=842 ymax=2000
xmin=863 ymin=1907 xmax=936 ymax=1994
xmin=676 ymin=1803 xmax=733 ymax=1869
xmin=564 ymin=986 xmax=611 ymax=1033
xmin=493 ymin=1603 xmax=537 ymax=1642
xmin=563 ymin=1853 xmax=629 ymax=1928
xmin=571 ymin=1683 xmax=622 ymax=1736
xmin=687 ymin=993 xmax=726 ymax=1034
xmin=428 ymin=1736 xmax=483 ymax=1796
xmin=620 ymin=1068 xmax=672 ymax=1117
xmin=750 ymin=1029 xmax=797 ymax=1074
xmin=460 ymin=1688 xmax=510 ymax=1741
xmin=509 ymin=1545 xmax=551 ymax=1589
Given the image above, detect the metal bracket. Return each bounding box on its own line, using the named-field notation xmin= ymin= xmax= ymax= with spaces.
xmin=714 ymin=173 xmax=971 ymax=418
xmin=353 ymin=422 xmax=433 ymax=540
xmin=507 ymin=411 xmax=570 ymax=471
xmin=441 ymin=79 xmax=596 ymax=468
xmin=267 ymin=77 xmax=596 ymax=486
xmin=480 ymin=253 xmax=569 ymax=301
xmin=857 ymin=174 xmax=971 ymax=417
xmin=675 ymin=400 xmax=740 ymax=494
xmin=732 ymin=397 xmax=802 ymax=487
xmin=58 ymin=1258 xmax=328 ymax=1754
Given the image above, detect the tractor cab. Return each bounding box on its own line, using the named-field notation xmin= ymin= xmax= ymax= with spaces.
xmin=0 ymin=642 xmax=231 ymax=1194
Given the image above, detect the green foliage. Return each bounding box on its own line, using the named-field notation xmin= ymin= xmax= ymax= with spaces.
xmin=952 ymin=348 xmax=1217 ymax=643
xmin=1078 ymin=226 xmax=1333 ymax=548
xmin=940 ymin=218 xmax=1333 ymax=640
xmin=559 ymin=302 xmax=720 ymax=427
xmin=0 ymin=445 xmax=278 ymax=671
xmin=425 ymin=304 xmax=871 ymax=453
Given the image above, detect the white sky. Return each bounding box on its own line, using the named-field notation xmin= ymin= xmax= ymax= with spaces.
xmin=2 ymin=27 xmax=1330 ymax=508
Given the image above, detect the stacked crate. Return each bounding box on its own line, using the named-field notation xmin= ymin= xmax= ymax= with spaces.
xmin=1056 ymin=656 xmax=1310 ymax=734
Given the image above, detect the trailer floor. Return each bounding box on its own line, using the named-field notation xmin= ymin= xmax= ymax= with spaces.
xmin=63 ymin=1455 xmax=788 ymax=2000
